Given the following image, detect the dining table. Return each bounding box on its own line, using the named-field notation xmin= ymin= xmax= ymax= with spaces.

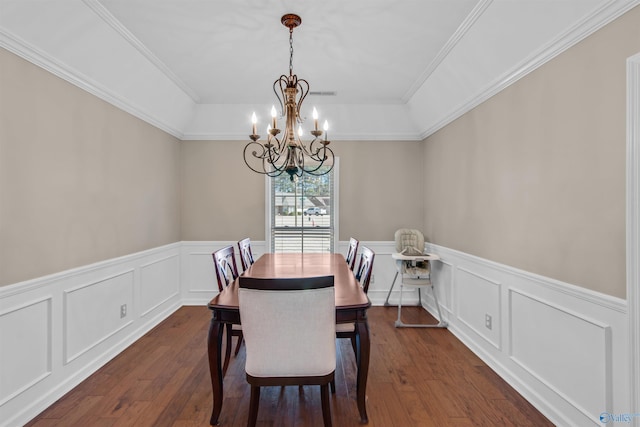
xmin=207 ymin=252 xmax=372 ymax=425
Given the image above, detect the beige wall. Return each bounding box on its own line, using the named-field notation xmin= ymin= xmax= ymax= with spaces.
xmin=0 ymin=48 xmax=181 ymax=287
xmin=180 ymin=140 xmax=265 ymax=241
xmin=422 ymin=6 xmax=640 ymax=298
xmin=337 ymin=141 xmax=424 ymax=240
xmin=180 ymin=140 xmax=424 ymax=242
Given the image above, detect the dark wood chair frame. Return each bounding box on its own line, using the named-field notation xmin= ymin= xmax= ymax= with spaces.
xmin=212 ymin=245 xmax=243 ymax=374
xmin=239 ymin=276 xmax=336 ymax=427
xmin=345 ymin=237 xmax=359 ymax=271
xmin=354 ymin=246 xmax=375 ymax=294
xmin=237 ymin=237 xmax=255 ymax=271
xmin=337 ymin=246 xmax=375 ymax=360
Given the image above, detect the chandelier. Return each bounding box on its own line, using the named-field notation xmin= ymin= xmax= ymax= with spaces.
xmin=243 ymin=14 xmax=335 ymax=181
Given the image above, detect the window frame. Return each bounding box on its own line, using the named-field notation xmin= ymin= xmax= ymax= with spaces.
xmin=265 ymin=157 xmax=339 ymax=253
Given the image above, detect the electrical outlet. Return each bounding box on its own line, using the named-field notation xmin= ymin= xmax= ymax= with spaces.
xmin=120 ymin=304 xmax=127 ymax=318
xmin=485 ymin=314 xmax=492 ymax=330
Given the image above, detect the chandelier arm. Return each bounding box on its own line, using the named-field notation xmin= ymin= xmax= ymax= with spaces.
xmin=243 ymin=141 xmax=275 ymax=175
xmin=309 ymin=144 xmax=333 ymax=163
xmin=273 ymin=76 xmax=288 ymax=116
xmin=307 ymin=137 xmax=330 ymax=156
xmin=271 ymin=135 xmax=286 ymax=153
xmin=295 ymin=79 xmax=309 ymax=123
xmin=243 ymin=139 xmax=290 ymax=177
xmin=262 ymin=158 xmax=286 ymax=177
xmin=264 ymin=141 xmax=285 ymax=167
xmin=296 ymin=138 xmax=314 ymax=157
xmin=293 ymin=144 xmax=334 ymax=175
xmin=298 ymin=133 xmax=327 ymax=157
xmin=298 ymin=147 xmax=335 ymax=176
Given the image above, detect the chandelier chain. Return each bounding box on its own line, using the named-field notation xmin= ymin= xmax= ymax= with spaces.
xmin=289 ymin=28 xmax=294 ymax=76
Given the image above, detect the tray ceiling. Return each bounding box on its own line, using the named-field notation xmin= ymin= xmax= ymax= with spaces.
xmin=1 ymin=0 xmax=637 ymax=140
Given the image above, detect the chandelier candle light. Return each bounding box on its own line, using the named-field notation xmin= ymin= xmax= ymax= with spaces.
xmin=243 ymin=13 xmax=335 ymax=181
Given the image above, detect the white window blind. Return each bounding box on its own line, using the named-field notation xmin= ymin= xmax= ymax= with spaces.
xmin=270 ymin=166 xmax=335 ymax=253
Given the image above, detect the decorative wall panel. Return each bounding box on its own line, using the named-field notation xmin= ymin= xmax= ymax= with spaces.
xmin=0 ymin=298 xmax=51 ymax=405
xmin=64 ymin=270 xmax=135 ymax=363
xmin=510 ymin=289 xmax=611 ymax=420
xmin=140 ymin=255 xmax=180 ymax=316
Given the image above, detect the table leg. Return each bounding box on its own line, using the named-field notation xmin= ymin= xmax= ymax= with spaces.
xmin=223 ymin=323 xmax=232 ymax=376
xmin=208 ymin=317 xmax=225 ymax=425
xmin=355 ymin=318 xmax=370 ymax=423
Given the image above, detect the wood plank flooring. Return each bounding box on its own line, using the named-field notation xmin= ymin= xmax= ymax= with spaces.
xmin=26 ymin=306 xmax=553 ymax=426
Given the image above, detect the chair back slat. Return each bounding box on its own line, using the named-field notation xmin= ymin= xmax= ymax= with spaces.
xmin=355 ymin=246 xmax=375 ymax=294
xmin=212 ymin=245 xmax=239 ymax=292
xmin=237 ymin=237 xmax=255 ymax=271
xmin=345 ymin=237 xmax=359 ymax=271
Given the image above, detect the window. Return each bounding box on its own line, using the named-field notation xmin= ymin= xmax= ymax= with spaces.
xmin=267 ymin=161 xmax=338 ymax=253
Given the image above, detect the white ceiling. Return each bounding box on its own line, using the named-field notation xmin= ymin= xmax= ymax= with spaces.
xmin=1 ymin=0 xmax=638 ymax=140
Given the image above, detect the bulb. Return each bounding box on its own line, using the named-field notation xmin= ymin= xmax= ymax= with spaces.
xmin=251 ymin=112 xmax=257 ymax=124
xmin=298 ymin=125 xmax=304 ymax=137
xmin=270 ymin=106 xmax=277 ymax=129
xmin=323 ymin=120 xmax=329 ymax=131
xmin=312 ymin=107 xmax=318 ymax=120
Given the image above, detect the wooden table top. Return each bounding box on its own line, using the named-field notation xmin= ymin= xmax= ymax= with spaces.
xmin=208 ymin=253 xmax=371 ymax=311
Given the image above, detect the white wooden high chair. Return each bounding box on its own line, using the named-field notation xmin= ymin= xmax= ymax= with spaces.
xmin=384 ymin=229 xmax=447 ymax=328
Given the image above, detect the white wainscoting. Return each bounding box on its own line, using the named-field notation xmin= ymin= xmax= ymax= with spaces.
xmin=180 ymin=240 xmax=267 ymax=305
xmin=0 ymin=243 xmax=182 ymax=427
xmin=339 ymin=240 xmax=425 ymax=306
xmin=423 ymin=243 xmax=629 ymax=427
xmin=0 ymin=240 xmax=631 ymax=427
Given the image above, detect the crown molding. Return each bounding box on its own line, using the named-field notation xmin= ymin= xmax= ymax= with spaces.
xmin=180 ymin=131 xmax=422 ymax=142
xmin=81 ymin=0 xmax=200 ymax=103
xmin=402 ymin=0 xmax=494 ymax=104
xmin=418 ymin=0 xmax=640 ymax=140
xmin=0 ymin=28 xmax=185 ymax=140
xmin=2 ymin=0 xmax=637 ymax=142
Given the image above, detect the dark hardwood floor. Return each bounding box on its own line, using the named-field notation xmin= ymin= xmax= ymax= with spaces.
xmin=26 ymin=306 xmax=553 ymax=426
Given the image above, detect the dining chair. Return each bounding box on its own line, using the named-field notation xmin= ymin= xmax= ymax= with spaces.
xmin=237 ymin=237 xmax=255 ymax=271
xmin=212 ymin=245 xmax=243 ymax=374
xmin=345 ymin=237 xmax=359 ymax=271
xmin=238 ymin=275 xmax=336 ymax=427
xmin=336 ymin=246 xmax=375 ymax=360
